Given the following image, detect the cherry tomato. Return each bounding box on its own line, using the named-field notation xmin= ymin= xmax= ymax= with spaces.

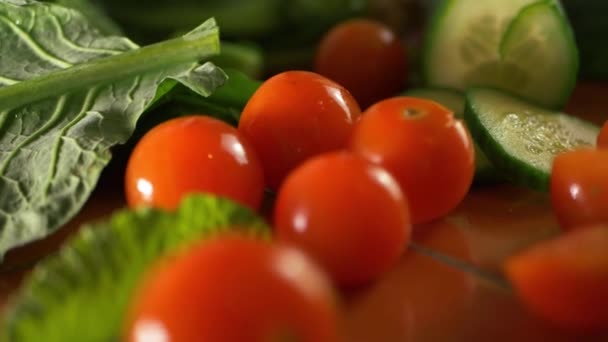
xmin=315 ymin=18 xmax=407 ymax=109
xmin=125 ymin=116 xmax=264 ymax=211
xmin=239 ymin=71 xmax=361 ymax=190
xmin=504 ymin=224 xmax=608 ymax=332
xmin=350 ymin=97 xmax=475 ymax=224
xmin=125 ymin=234 xmax=340 ymax=342
xmin=598 ymin=121 xmax=608 ymax=148
xmin=550 ymin=148 xmax=608 ymax=230
xmin=274 ymin=152 xmax=411 ymax=287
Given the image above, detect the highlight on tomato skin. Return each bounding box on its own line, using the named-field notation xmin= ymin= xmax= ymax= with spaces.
xmin=274 ymin=152 xmax=411 ymax=288
xmin=238 ymin=70 xmax=362 ymax=191
xmin=550 ymin=148 xmax=608 ymax=231
xmin=125 ymin=116 xmax=265 ymax=211
xmin=315 ymin=18 xmax=408 ymax=109
xmin=598 ymin=121 xmax=608 ymax=148
xmin=504 ymin=224 xmax=608 ymax=333
xmin=125 ymin=234 xmax=341 ymax=342
xmin=350 ymin=96 xmax=475 ymax=224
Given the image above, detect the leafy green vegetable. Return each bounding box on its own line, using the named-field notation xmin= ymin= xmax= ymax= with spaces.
xmin=2 ymin=194 xmax=270 ymax=341
xmin=0 ymin=0 xmax=227 ymax=257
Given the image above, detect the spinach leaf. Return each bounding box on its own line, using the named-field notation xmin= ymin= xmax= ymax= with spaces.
xmin=2 ymin=194 xmax=270 ymax=341
xmin=0 ymin=0 xmax=227 ymax=258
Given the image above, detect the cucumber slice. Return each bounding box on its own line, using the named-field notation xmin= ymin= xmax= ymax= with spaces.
xmin=405 ymin=87 xmax=503 ymax=183
xmin=464 ymin=88 xmax=599 ymax=191
xmin=423 ymin=0 xmax=578 ymax=109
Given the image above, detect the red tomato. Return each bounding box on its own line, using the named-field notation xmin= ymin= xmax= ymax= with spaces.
xmin=350 ymin=97 xmax=475 ymax=224
xmin=315 ymin=18 xmax=407 ymax=109
xmin=239 ymin=71 xmax=361 ymax=190
xmin=598 ymin=121 xmax=608 ymax=148
xmin=504 ymin=224 xmax=608 ymax=332
xmin=274 ymin=152 xmax=411 ymax=287
xmin=125 ymin=234 xmax=340 ymax=342
xmin=551 ymin=148 xmax=608 ymax=230
xmin=125 ymin=116 xmax=264 ymax=211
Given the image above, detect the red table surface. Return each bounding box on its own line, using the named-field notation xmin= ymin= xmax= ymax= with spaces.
xmin=1 ymin=83 xmax=607 ymax=341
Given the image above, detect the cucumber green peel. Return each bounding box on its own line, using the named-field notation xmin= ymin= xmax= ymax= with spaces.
xmin=404 ymin=87 xmax=503 ymax=183
xmin=423 ymin=0 xmax=578 ymax=109
xmin=2 ymin=195 xmax=270 ymax=341
xmin=464 ymin=88 xmax=599 ymax=191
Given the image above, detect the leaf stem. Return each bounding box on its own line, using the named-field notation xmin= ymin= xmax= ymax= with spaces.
xmin=0 ymin=21 xmax=220 ymax=111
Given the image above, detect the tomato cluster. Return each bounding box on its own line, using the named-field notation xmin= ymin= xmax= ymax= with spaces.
xmin=122 ymin=19 xmax=478 ymax=342
xmin=121 ymin=16 xmax=608 ymax=339
xmin=123 ymin=39 xmax=608 ymax=342
xmin=124 ymin=81 xmax=475 ymax=340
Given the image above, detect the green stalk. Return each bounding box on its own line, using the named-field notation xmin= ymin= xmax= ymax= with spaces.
xmin=0 ymin=23 xmax=220 ymax=111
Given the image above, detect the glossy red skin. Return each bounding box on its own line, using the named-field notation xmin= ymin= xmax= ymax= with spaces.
xmin=125 ymin=235 xmax=340 ymax=342
xmin=505 ymin=225 xmax=608 ymax=333
xmin=598 ymin=121 xmax=608 ymax=148
xmin=274 ymin=152 xmax=411 ymax=287
xmin=125 ymin=116 xmax=264 ymax=211
xmin=551 ymin=148 xmax=608 ymax=230
xmin=315 ymin=19 xmax=407 ymax=109
xmin=350 ymin=97 xmax=475 ymax=224
xmin=239 ymin=71 xmax=361 ymax=190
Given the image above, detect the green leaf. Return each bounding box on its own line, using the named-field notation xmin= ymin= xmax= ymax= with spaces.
xmin=0 ymin=0 xmax=227 ymax=257
xmin=2 ymin=194 xmax=270 ymax=341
